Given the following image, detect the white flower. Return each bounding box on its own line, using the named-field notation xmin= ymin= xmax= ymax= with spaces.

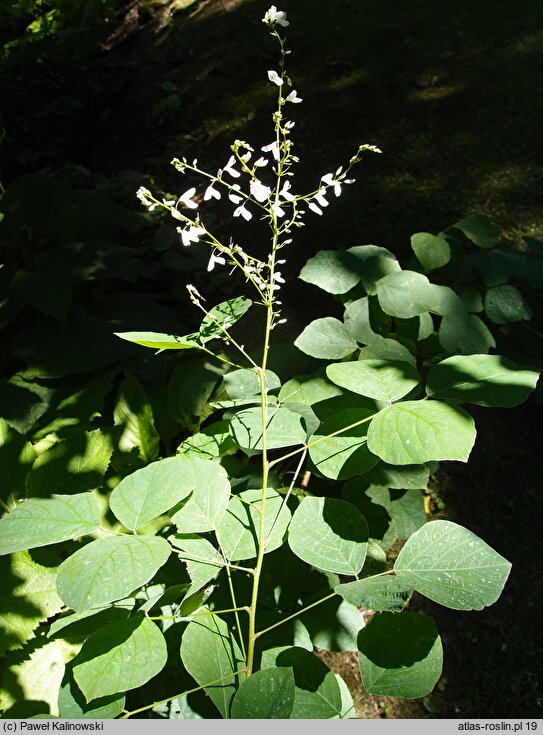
xmin=228 ymin=184 xmax=243 ymax=204
xmin=263 ymin=5 xmax=289 ymax=27
xmin=254 ymin=156 xmax=269 ymax=168
xmin=204 ymin=183 xmax=221 ymax=201
xmin=178 ymin=187 xmax=198 ymax=209
xmin=233 ymin=204 xmax=252 ymax=221
xmin=262 ymin=141 xmax=280 ymax=161
xmin=274 ymin=271 xmax=285 ymax=284
xmin=284 ymin=120 xmax=295 ymax=129
xmin=267 ymin=70 xmax=283 ymax=86
xmin=207 ymin=253 xmax=226 ymax=271
xmin=359 ymin=143 xmax=382 ymax=154
xmin=179 ymin=225 xmax=205 ymax=247
xmin=280 ymin=180 xmax=296 ymax=201
xmin=136 ymin=186 xmax=157 ymax=210
xmin=307 ymin=201 xmax=323 ymax=216
xmin=322 ymin=173 xmax=342 ymax=197
xmin=285 ymin=90 xmax=302 ymax=103
xmin=223 ymin=155 xmax=241 ymax=178
xmin=271 ymin=200 xmax=285 ymax=218
xmin=240 ymin=151 xmax=252 ymax=162
xmin=250 ymin=179 xmax=271 ymax=202
xmin=171 ymin=209 xmax=185 ymax=221
xmin=314 ymin=189 xmax=329 ymax=207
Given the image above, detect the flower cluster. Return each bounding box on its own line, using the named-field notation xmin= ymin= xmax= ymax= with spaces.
xmin=135 ymin=6 xmax=381 ymax=314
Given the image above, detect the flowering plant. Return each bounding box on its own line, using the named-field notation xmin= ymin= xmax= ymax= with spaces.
xmin=0 ymin=6 xmax=538 ymax=719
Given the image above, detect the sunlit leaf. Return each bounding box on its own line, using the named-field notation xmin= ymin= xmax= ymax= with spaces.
xmin=299 ymin=250 xmax=363 ymax=294
xmin=336 ymin=574 xmax=414 ymax=612
xmin=394 ymin=520 xmax=512 ymax=610
xmin=229 ymin=406 xmax=306 ymax=451
xmin=231 ymin=667 xmax=295 ymax=719
xmin=170 ymin=459 xmax=231 ymax=533
xmin=294 ymin=317 xmax=358 ymax=360
xmin=326 ymin=360 xmax=419 ymax=402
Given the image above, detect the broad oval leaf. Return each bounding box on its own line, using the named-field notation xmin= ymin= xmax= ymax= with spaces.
xmin=58 ymin=670 xmax=125 ymax=719
xmin=224 ymin=368 xmax=281 ymax=399
xmin=453 ymin=214 xmax=502 ymax=249
xmin=72 ymin=616 xmax=167 ymax=702
xmin=309 ymin=407 xmax=379 ymax=480
xmin=484 ymin=284 xmax=531 ymax=324
xmin=367 ymin=400 xmax=476 ymax=465
xmin=169 ymin=459 xmax=231 ymax=533
xmin=0 ymin=492 xmax=100 ymax=555
xmin=216 ymin=488 xmax=291 ymax=561
xmin=357 ymin=612 xmax=442 ymax=698
xmin=335 ymin=574 xmax=414 ymax=612
xmin=231 ymin=667 xmax=295 ymax=719
xmin=394 ymin=520 xmax=512 ymax=610
xmin=347 ymin=244 xmax=401 ymax=293
xmin=114 ymin=331 xmax=200 ymax=350
xmin=299 ymin=250 xmax=363 ymax=295
xmin=357 ymin=335 xmax=416 ymax=366
xmin=176 ymin=420 xmax=237 ymax=460
xmin=426 ymin=354 xmax=539 ymax=407
xmin=261 ymin=646 xmax=343 ymax=719
xmin=294 ymin=317 xmax=358 ymax=360
xmin=439 ymin=313 xmax=495 ymax=355
xmin=56 ymin=535 xmax=171 ymax=611
xmin=376 ymin=270 xmax=437 ymax=318
xmin=180 ymin=611 xmax=244 ymax=718
xmin=326 ymin=360 xmax=420 ymax=402
xmin=365 ymin=462 xmax=430 ymax=490
xmin=411 ymin=232 xmax=450 ymax=271
xmin=288 ymin=497 xmax=368 ymax=576
xmin=110 ymin=457 xmax=203 ymax=531
xmin=229 ymin=406 xmax=306 ymax=451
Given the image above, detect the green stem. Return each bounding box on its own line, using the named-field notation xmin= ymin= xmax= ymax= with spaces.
xmin=120 ymin=669 xmax=247 ymax=718
xmin=268 ymin=411 xmax=378 ymax=470
xmin=255 ymin=592 xmax=337 ymax=639
xmin=225 ymin=565 xmax=248 ymax=663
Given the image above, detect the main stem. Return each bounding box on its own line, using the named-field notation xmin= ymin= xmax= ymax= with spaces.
xmin=245 ymin=233 xmax=277 ymax=676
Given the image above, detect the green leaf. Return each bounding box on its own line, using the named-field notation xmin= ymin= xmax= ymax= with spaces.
xmin=357 ymin=336 xmax=416 ymax=366
xmin=294 ymin=317 xmax=358 ymax=360
xmin=169 ymin=534 xmax=223 ymax=598
xmin=364 ymin=462 xmax=430 ymax=490
xmin=261 ymin=646 xmax=343 ymax=719
xmin=113 ymin=373 xmax=160 ymax=463
xmin=0 ymin=419 xmax=36 ymax=506
xmin=357 ymin=612 xmax=442 ymax=698
xmin=72 ymin=616 xmax=167 ymax=702
xmin=0 ymin=492 xmax=100 ymax=555
xmin=114 ymin=331 xmax=200 ymax=350
xmin=484 ymin=285 xmax=532 ymax=324
xmin=58 ymin=670 xmax=125 ymax=719
xmin=231 ymin=667 xmax=295 ymax=719
xmin=288 ymin=497 xmax=368 ymax=576
xmin=308 ymin=407 xmax=378 ymax=480
xmin=180 ymin=612 xmax=244 ymax=718
xmin=170 ymin=459 xmax=231 ymax=533
xmin=56 ymin=535 xmax=171 ymax=611
xmin=199 ymin=296 xmax=252 ymax=342
xmin=336 ymin=574 xmax=414 ymax=612
xmin=278 ymin=370 xmax=343 ymax=406
xmin=394 ymin=520 xmax=512 ymax=610
xmin=0 ymin=638 xmax=80 ymax=716
xmin=229 ymin=406 xmax=306 ymax=451
xmin=426 ymin=354 xmax=540 ymax=407
xmin=224 ymin=368 xmax=281 ymax=399
xmin=110 ymin=456 xmax=216 ymax=532
xmin=167 ymin=356 xmax=227 ymax=433
xmin=176 ymin=420 xmax=237 ymax=459
xmin=347 ymin=245 xmax=401 ymax=293
xmin=344 ymin=297 xmax=376 ymax=344
xmin=367 ymin=400 xmax=476 ymax=465
xmin=411 ymin=232 xmax=451 ymax=271
xmin=26 ymin=429 xmax=114 ymax=498
xmin=0 ymin=375 xmax=55 ymax=434
xmin=376 ymin=271 xmax=437 ymax=318
xmin=431 ymin=284 xmax=469 ymax=317
xmin=299 ymin=250 xmax=363 ymax=294
xmin=0 ymin=550 xmax=64 ymax=655
xmin=216 ymin=488 xmax=291 ymax=561
xmin=453 ymin=214 xmax=502 ymax=249
xmin=300 ymin=597 xmax=365 ymax=653
xmin=326 ymin=360 xmax=419 ymax=402
xmin=48 ymin=600 xmax=135 ymax=641
xmin=439 ymin=313 xmax=496 ymax=355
